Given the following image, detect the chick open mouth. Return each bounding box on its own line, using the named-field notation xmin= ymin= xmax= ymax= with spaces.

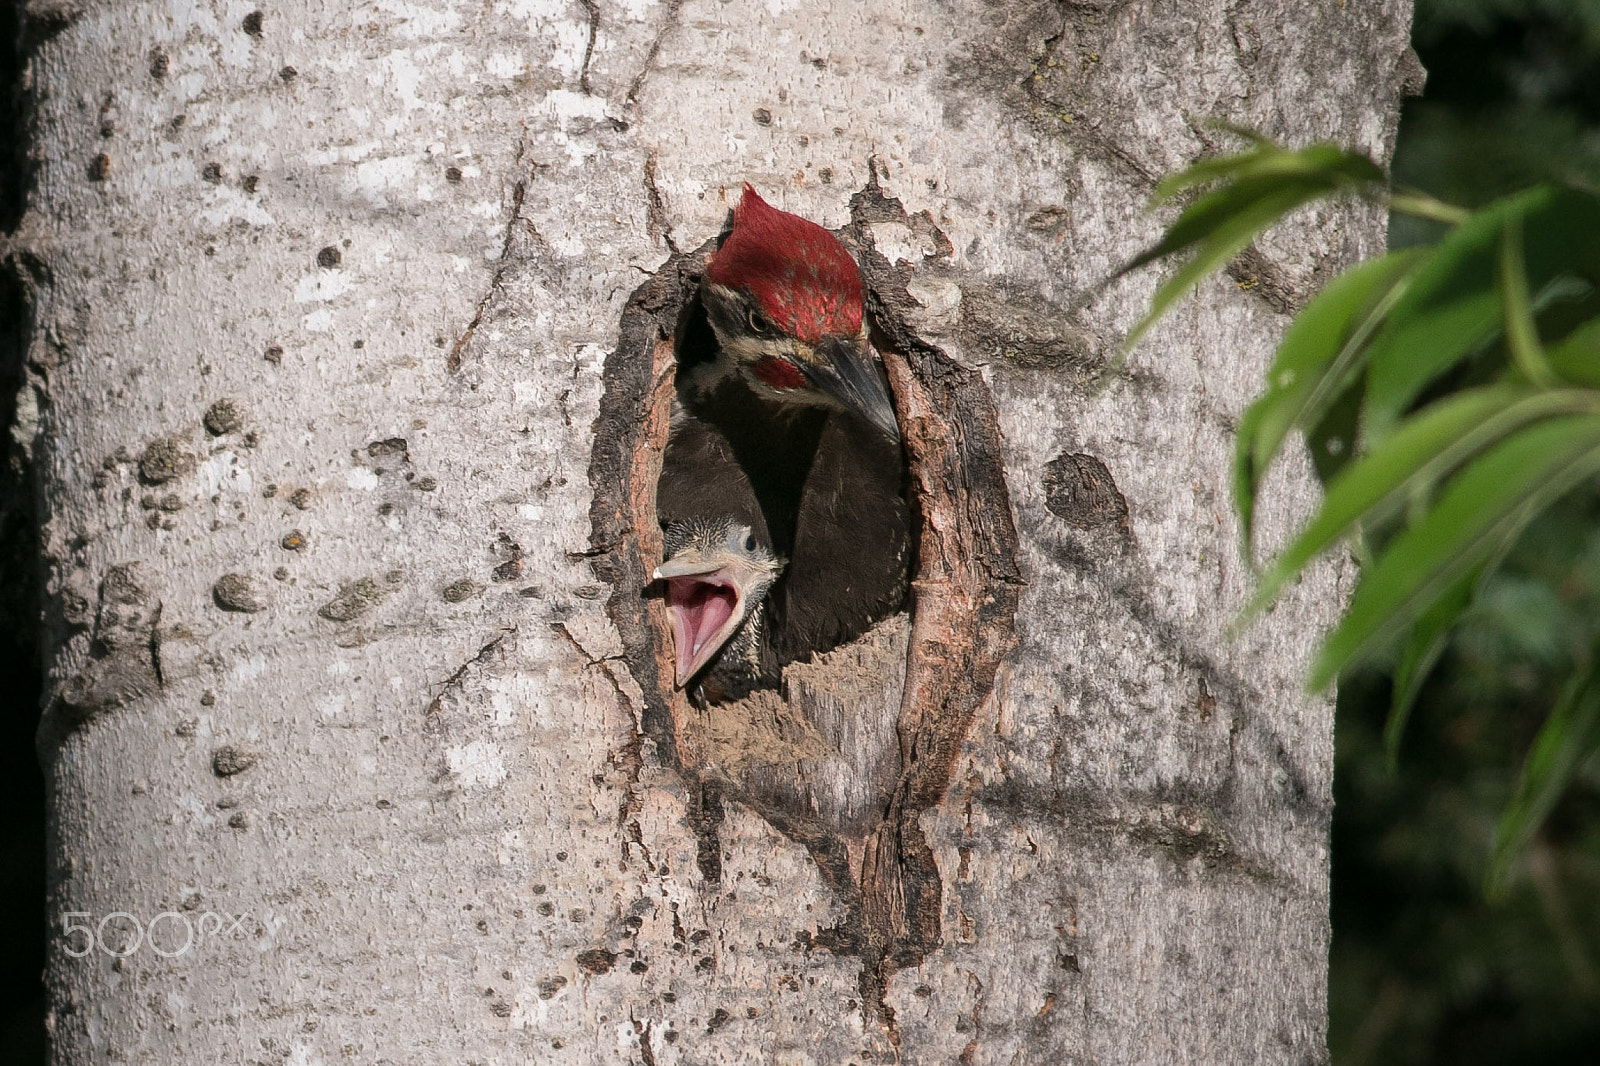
xmin=664 ymin=574 xmax=742 ymax=685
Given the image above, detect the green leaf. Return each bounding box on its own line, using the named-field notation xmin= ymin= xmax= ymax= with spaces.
xmin=1117 ymin=182 xmax=1320 ymax=357
xmin=1486 ymin=658 xmax=1600 ymax=898
xmin=1310 ymin=413 xmax=1600 ymax=687
xmin=1305 ymin=378 xmax=1364 ymax=488
xmin=1150 ymin=138 xmax=1381 ymax=206
xmin=1233 ymin=250 xmax=1425 ymax=547
xmin=1388 ymin=189 xmax=1473 ymax=226
xmin=1116 ymin=140 xmax=1388 ymax=360
xmin=1546 ymin=316 xmax=1600 ymax=386
xmin=1383 ymin=542 xmax=1518 ymax=769
xmin=1130 ymin=176 xmax=1305 ymax=269
xmin=1362 ymin=190 xmax=1547 ymax=438
xmin=1363 ymin=185 xmax=1600 ymax=441
xmin=1245 ymin=386 xmax=1600 ymax=616
xmin=1149 ymin=141 xmax=1276 ymax=202
xmin=1383 ymin=576 xmax=1470 ymax=769
xmin=1497 ymin=215 xmax=1559 ymax=387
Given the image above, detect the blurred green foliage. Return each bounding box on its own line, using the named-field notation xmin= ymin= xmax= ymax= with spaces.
xmin=1122 ymin=122 xmax=1600 ymax=898
xmin=1332 ymin=1 xmax=1600 ymax=1062
xmin=1392 ymin=0 xmax=1600 ymax=245
xmin=1118 ymin=2 xmax=1600 ymax=1061
xmin=1331 ymin=509 xmax=1600 ymax=1064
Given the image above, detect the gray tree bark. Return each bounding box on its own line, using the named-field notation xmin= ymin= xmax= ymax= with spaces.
xmin=13 ymin=0 xmax=1415 ymax=1061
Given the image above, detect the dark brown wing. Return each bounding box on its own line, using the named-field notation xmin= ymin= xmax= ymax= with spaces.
xmin=770 ymin=411 xmax=911 ymax=664
xmin=656 ymin=403 xmax=772 ymax=545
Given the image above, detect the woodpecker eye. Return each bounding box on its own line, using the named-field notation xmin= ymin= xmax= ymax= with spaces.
xmin=746 ymin=308 xmax=772 ymax=336
xmin=743 ymin=534 xmax=757 ymax=552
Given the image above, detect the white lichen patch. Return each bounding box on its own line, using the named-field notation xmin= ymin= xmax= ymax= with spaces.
xmin=345 ymin=467 xmax=380 ymax=491
xmin=294 ymin=271 xmax=352 ymax=304
xmin=372 ymin=0 xmax=464 ymax=37
xmin=199 ymin=186 xmax=276 ymax=228
xmin=197 ymin=451 xmax=253 ymax=498
xmin=444 ymin=741 xmax=508 ymax=789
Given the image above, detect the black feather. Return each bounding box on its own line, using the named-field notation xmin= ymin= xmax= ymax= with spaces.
xmin=771 ymin=409 xmax=911 ymax=664
xmin=677 ymin=375 xmax=910 ymax=666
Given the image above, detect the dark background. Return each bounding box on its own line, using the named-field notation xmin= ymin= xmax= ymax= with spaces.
xmin=1 ymin=0 xmax=48 ymax=1060
xmin=2 ymin=2 xmax=1597 ymax=1063
xmin=1331 ymin=2 xmax=1600 ymax=1063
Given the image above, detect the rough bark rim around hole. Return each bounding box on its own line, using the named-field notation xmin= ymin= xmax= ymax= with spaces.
xmin=587 ymin=198 xmax=1021 ymax=983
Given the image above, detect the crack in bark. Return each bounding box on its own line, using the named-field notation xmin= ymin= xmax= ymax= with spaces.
xmin=1015 ymin=8 xmax=1159 ymax=190
xmin=624 ymin=0 xmax=683 ymax=110
xmin=861 ymin=967 xmax=901 ymax=1050
xmin=447 ymin=172 xmax=532 ymax=373
xmin=423 ymin=627 xmax=514 ymax=714
xmin=973 ymin=779 xmax=1311 ymax=894
xmin=954 ymin=969 xmax=985 ymax=1065
xmin=636 ymin=1017 xmax=658 ymax=1065
xmin=1073 ymin=122 xmax=1160 ymax=188
xmin=643 ymin=151 xmax=678 ymax=254
xmin=576 ymin=0 xmax=600 ymax=95
xmin=549 ymin=619 xmax=624 ymax=669
xmin=1034 ymin=11 xmax=1069 ymax=82
xmin=594 ymin=659 xmax=636 ymax=709
xmin=616 ymin=738 xmax=653 ymax=871
xmin=1225 ymin=242 xmax=1306 ymax=316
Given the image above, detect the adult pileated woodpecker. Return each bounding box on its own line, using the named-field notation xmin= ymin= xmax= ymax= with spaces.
xmin=655 ymin=404 xmax=784 ymax=702
xmin=675 ymin=185 xmax=911 ymax=666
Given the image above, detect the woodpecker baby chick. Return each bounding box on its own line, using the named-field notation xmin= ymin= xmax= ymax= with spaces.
xmin=655 ymin=517 xmax=783 ymax=701
xmin=685 ymin=184 xmax=898 ymax=441
xmin=656 ymin=402 xmax=783 ymax=699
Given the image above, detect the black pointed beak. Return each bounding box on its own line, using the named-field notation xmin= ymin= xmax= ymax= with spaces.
xmin=806 ymin=337 xmax=900 ymax=440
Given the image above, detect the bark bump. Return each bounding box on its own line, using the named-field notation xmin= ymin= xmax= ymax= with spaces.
xmin=43 ymin=563 xmax=162 ymax=749
xmin=1043 ymin=451 xmax=1130 ymax=533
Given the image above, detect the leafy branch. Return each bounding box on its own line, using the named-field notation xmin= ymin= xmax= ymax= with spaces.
xmin=1121 ymin=132 xmax=1600 ymax=897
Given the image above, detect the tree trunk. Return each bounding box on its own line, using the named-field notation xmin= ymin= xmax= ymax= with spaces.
xmin=15 ymin=0 xmax=1414 ymax=1061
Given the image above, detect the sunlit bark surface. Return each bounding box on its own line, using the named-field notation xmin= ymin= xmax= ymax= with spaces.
xmin=17 ymin=0 xmax=1413 ymax=1061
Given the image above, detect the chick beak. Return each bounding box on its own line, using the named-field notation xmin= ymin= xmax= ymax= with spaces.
xmin=805 ymin=336 xmax=900 ymax=441
xmin=653 ymin=553 xmax=759 ymax=687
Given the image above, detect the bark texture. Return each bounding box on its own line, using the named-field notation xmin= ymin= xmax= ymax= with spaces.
xmin=15 ymin=0 xmax=1414 ymax=1061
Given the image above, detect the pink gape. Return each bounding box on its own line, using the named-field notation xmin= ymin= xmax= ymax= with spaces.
xmin=663 ymin=574 xmax=738 ymax=683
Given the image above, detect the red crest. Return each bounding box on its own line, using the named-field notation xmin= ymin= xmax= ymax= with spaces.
xmin=704 ymin=184 xmax=863 ymax=344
